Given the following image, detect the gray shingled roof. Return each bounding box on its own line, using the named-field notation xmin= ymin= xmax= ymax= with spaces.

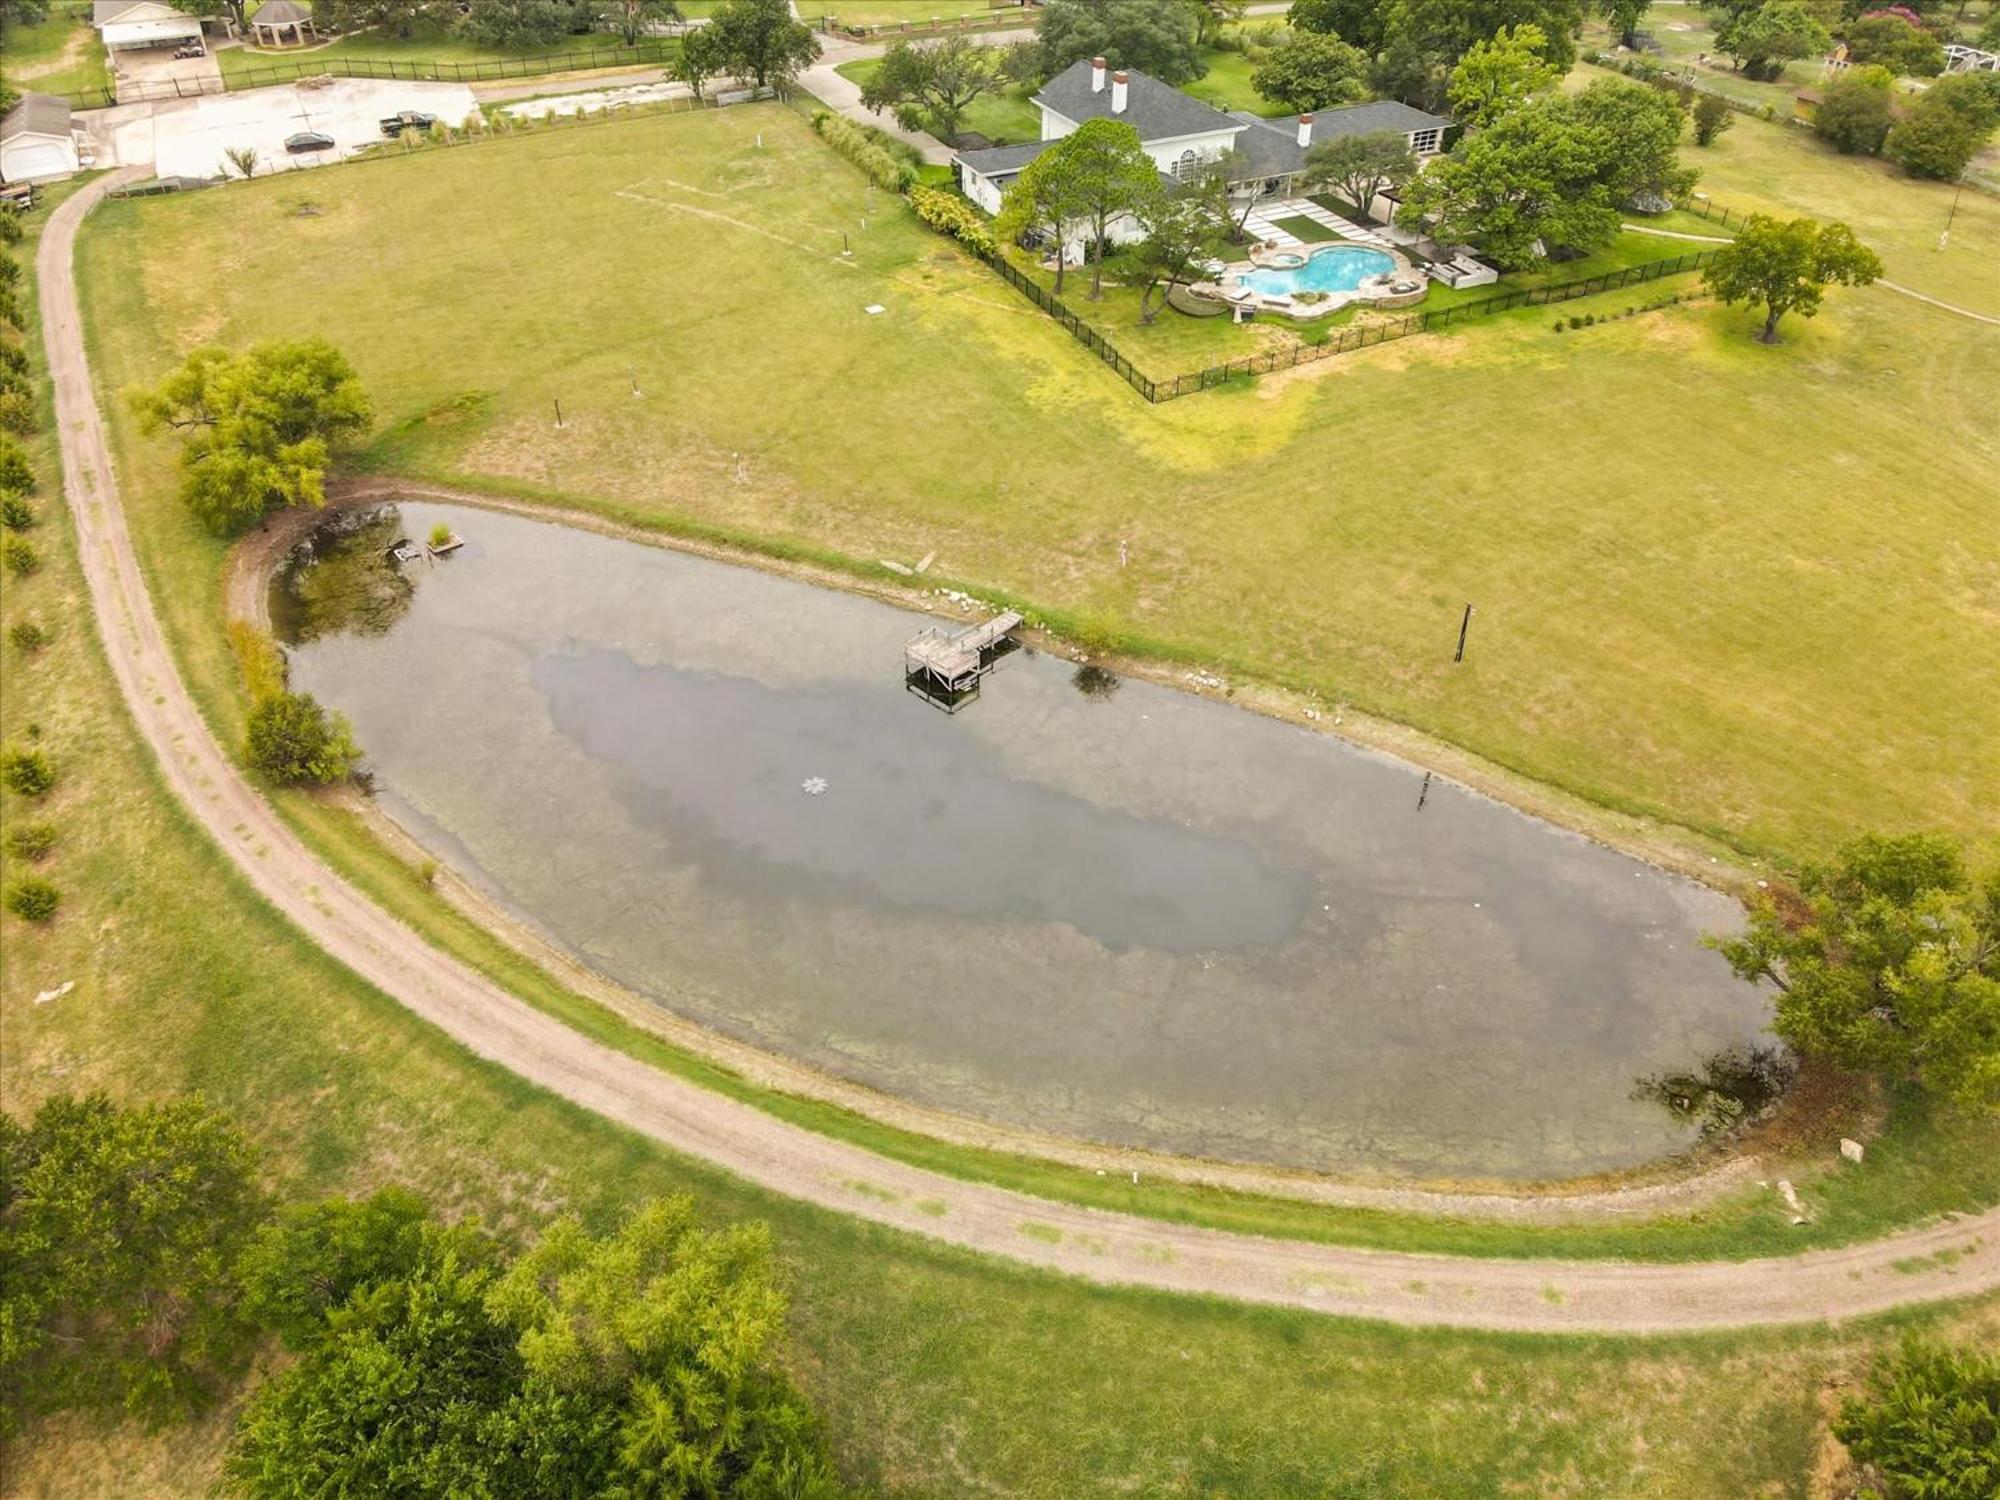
xmin=252 ymin=0 xmax=311 ymax=24
xmin=1 ymin=93 xmax=73 ymax=144
xmin=1227 ymin=114 xmax=1306 ymax=178
xmin=1033 ymin=58 xmax=1244 ymax=143
xmin=954 ymin=140 xmax=1054 ymax=179
xmin=92 ymin=0 xmax=149 ymax=24
xmin=1311 ymin=99 xmax=1453 ymax=139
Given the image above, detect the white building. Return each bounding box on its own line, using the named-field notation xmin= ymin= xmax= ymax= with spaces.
xmin=92 ymin=0 xmax=220 ymax=58
xmin=953 ymin=57 xmax=1452 ymax=250
xmin=1 ymin=94 xmax=81 ymax=185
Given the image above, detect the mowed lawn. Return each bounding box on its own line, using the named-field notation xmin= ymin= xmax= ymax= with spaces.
xmin=217 ymin=24 xmax=666 ymax=80
xmin=79 ymin=103 xmax=2000 ymax=864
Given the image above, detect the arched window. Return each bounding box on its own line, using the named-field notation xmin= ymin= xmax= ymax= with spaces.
xmin=1174 ymin=148 xmax=1200 ymax=182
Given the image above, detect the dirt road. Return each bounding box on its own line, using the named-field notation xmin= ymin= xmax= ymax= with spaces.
xmin=40 ymin=170 xmax=2000 ymax=1334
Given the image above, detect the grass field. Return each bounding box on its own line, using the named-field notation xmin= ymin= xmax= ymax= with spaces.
xmin=18 ymin=183 xmax=2000 ymax=1498
xmin=11 ymin=194 xmax=2000 ymax=1498
xmin=811 ymin=0 xmax=1025 ymax=27
xmin=0 ymin=12 xmax=112 ymax=98
xmin=217 ymin=24 xmax=667 ymax=80
xmin=79 ymin=102 xmax=2000 ymax=868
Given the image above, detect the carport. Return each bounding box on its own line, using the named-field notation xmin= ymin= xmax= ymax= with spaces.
xmin=101 ymin=13 xmax=207 ymax=52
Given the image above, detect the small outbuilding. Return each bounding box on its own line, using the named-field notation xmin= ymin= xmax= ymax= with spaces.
xmin=0 ymin=94 xmax=80 ymax=186
xmin=248 ymin=0 xmax=318 ymax=47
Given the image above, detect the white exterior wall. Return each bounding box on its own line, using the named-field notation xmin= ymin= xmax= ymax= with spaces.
xmin=963 ymin=169 xmax=1006 ymax=216
xmin=0 ymin=133 xmax=78 ymax=183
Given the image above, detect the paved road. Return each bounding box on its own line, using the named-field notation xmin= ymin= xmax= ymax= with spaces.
xmin=39 ymin=170 xmax=2000 ymax=1335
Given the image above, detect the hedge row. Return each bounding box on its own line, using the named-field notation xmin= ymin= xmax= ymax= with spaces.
xmin=908 ymin=184 xmax=997 ymax=257
xmin=808 ymin=110 xmax=918 ymax=193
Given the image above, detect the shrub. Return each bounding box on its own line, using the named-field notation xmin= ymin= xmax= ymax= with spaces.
xmin=1835 ymin=1339 xmax=1999 ymax=1499
xmin=10 ymin=619 xmax=47 ymax=651
xmin=908 ymin=184 xmax=998 ymax=257
xmin=1569 ymin=315 xmax=1586 ymax=329
xmin=2 ymin=533 xmax=40 ymax=575
xmin=1552 ymin=320 xmax=1565 ymax=332
xmin=0 ymin=434 xmax=31 ymax=492
xmin=0 ymin=391 xmax=33 ymax=436
xmin=4 ymin=877 xmax=59 ymax=922
xmin=1 ymin=745 xmax=55 ymax=796
xmin=809 ymin=109 xmax=918 ymax=193
xmin=1885 ymin=95 xmax=1988 ymax=180
xmin=1814 ymin=67 xmax=1897 ymax=155
xmin=428 ymin=522 xmax=453 ymax=548
xmin=244 ymin=691 xmax=360 ymax=786
xmin=5 ymin=820 xmax=57 ymax=860
xmin=1692 ymin=92 xmax=1735 ymax=146
xmin=0 ymin=491 xmax=33 ymax=530
xmin=227 ymin=620 xmax=288 ymax=702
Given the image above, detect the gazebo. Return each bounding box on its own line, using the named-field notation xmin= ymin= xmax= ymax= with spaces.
xmin=249 ymin=0 xmax=316 ymax=47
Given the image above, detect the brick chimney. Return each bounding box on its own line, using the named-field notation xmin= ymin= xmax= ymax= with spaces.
xmin=1111 ymin=70 xmax=1129 ymax=114
xmin=1090 ymin=56 xmax=1106 ymax=92
xmin=1297 ymin=113 xmax=1314 ymax=148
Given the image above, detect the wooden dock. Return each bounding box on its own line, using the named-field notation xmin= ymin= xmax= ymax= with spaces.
xmin=904 ymin=610 xmax=1023 ymax=709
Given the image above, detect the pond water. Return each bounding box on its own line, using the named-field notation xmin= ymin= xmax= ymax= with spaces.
xmin=275 ymin=501 xmax=1770 ymax=1181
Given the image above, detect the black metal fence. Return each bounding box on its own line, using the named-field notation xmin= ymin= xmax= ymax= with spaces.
xmin=62 ymin=41 xmax=678 ymax=111
xmin=979 ymin=249 xmax=1722 ymax=404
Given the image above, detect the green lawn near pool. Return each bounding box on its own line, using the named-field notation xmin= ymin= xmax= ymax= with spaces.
xmin=1269 ymin=213 xmax=1342 ymax=242
xmin=77 ymin=103 xmax=2000 ymax=877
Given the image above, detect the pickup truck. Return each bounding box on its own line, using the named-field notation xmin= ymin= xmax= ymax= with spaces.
xmin=379 ymin=111 xmax=438 ymax=137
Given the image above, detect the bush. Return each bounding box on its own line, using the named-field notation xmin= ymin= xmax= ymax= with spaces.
xmin=5 ymin=877 xmax=60 ymax=922
xmin=809 ymin=109 xmax=919 ymax=193
xmin=1692 ymin=92 xmax=1735 ymax=146
xmin=1885 ymin=95 xmax=1988 ymax=180
xmin=9 ymin=619 xmax=47 ymax=652
xmin=0 ymin=391 xmax=33 ymax=436
xmin=908 ymin=184 xmax=998 ymax=257
xmin=0 ymin=435 xmax=31 ymax=493
xmin=0 ymin=745 xmax=55 ymax=796
xmin=2 ymin=533 xmax=39 ymax=575
xmin=1835 ymin=1339 xmax=1999 ymax=1499
xmin=1814 ymin=68 xmax=1896 ymax=155
xmin=0 ymin=491 xmax=33 ymax=530
xmin=244 ymin=691 xmax=360 ymax=786
xmin=5 ymin=820 xmax=57 ymax=860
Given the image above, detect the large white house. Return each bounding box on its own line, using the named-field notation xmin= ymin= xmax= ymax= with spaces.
xmin=953 ymin=56 xmax=1452 ymax=247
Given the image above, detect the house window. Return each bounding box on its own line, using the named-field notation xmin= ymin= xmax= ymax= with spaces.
xmin=1410 ymin=128 xmax=1441 ymax=154
xmin=1174 ymin=148 xmax=1201 ymax=182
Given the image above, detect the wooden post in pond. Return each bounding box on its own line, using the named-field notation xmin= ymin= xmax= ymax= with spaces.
xmin=1454 ymin=604 xmax=1473 ymax=663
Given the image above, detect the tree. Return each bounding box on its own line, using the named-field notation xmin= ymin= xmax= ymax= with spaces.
xmin=0 ymin=1094 xmax=265 ymax=1427
xmin=1835 ymin=1339 xmax=2000 ymax=1500
xmin=707 ymin=0 xmax=819 ymax=92
xmin=1700 ymin=213 xmax=1882 ymax=340
xmin=1843 ymin=11 xmax=1944 ymax=75
xmin=171 ymin=0 xmax=250 ymax=37
xmin=1396 ymin=82 xmax=1692 ymax=266
xmin=1813 ymin=64 xmax=1896 ymax=154
xmin=1570 ymin=72 xmax=1696 ymax=205
xmin=1371 ymin=0 xmax=1585 ymax=109
xmin=859 ymin=34 xmax=1007 ymax=144
xmin=1714 ymin=0 xmax=1831 ymax=78
xmin=457 ymin=0 xmax=583 ymax=49
xmin=997 ymin=142 xmax=1089 ymax=295
xmin=222 ymin=144 xmax=259 ymax=179
xmin=1599 ymin=0 xmax=1652 ymax=47
xmin=309 ymin=0 xmax=448 ymax=39
xmin=237 ymin=1188 xmax=434 ymax=1350
xmin=673 ymin=20 xmax=728 ymax=99
xmin=243 ymin=690 xmax=360 ymax=785
xmin=604 ymin=0 xmax=679 ymax=46
xmin=1052 ymin=118 xmax=1161 ymax=300
xmin=1288 ymin=0 xmax=1387 ymax=54
xmin=1709 ymin=833 xmax=1997 ymax=1103
xmin=1033 ymin=0 xmax=1205 ymax=85
xmin=1691 ymin=90 xmax=1735 ymax=144
xmin=1982 ymin=5 xmax=2000 ymax=47
xmin=1445 ymin=22 xmax=1560 ymax=128
xmin=1250 ymin=29 xmax=1371 ymax=110
xmin=1888 ymin=94 xmax=1984 ymax=181
xmin=1126 ymin=185 xmax=1229 ymax=322
xmin=134 ymin=339 xmax=371 ymax=536
xmin=228 ymin=1196 xmax=842 ymax=1500
xmin=1 ymin=0 xmax=52 ymax=23
xmin=1303 ymin=128 xmax=1419 ymax=218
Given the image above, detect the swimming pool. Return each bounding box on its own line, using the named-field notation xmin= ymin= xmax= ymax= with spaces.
xmin=1237 ymin=245 xmax=1397 ymax=297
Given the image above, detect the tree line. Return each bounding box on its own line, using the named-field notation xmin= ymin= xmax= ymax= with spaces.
xmin=0 ymin=1093 xmax=853 ymax=1498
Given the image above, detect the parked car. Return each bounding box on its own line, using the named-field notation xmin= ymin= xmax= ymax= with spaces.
xmin=378 ymin=111 xmax=437 ymax=137
xmin=284 ymin=131 xmax=335 ymax=154
xmin=171 ymin=42 xmax=205 ymax=58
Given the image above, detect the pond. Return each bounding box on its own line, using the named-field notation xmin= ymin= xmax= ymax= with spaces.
xmin=274 ymin=501 xmax=1771 ymax=1181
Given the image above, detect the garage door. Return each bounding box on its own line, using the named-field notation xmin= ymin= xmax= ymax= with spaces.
xmin=1 ymin=140 xmax=74 ymax=183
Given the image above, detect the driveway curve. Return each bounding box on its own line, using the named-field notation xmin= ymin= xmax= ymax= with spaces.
xmin=40 ymin=170 xmax=2000 ymax=1334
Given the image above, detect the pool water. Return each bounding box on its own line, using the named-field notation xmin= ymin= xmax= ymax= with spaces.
xmin=1238 ymin=245 xmax=1396 ymax=297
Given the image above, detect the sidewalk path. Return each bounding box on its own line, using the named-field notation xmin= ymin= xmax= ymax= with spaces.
xmin=799 ymin=33 xmax=955 ymax=164
xmin=39 ymin=169 xmax=2000 ymax=1335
